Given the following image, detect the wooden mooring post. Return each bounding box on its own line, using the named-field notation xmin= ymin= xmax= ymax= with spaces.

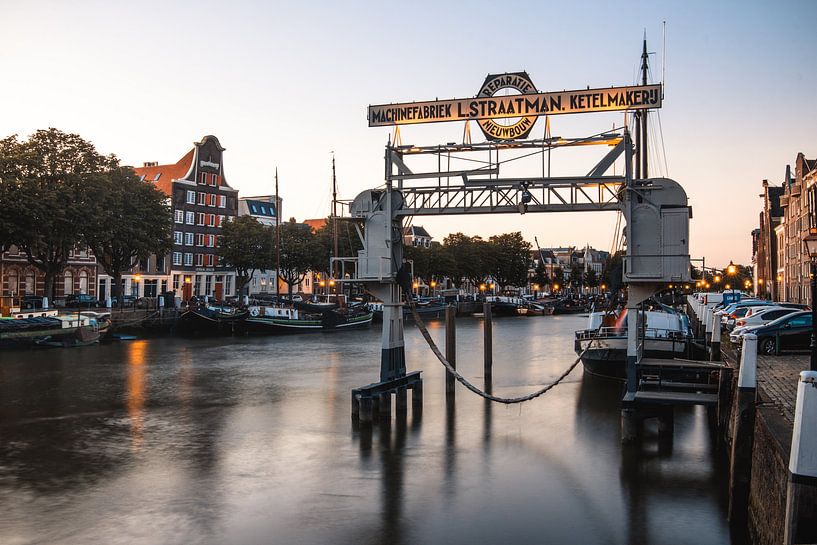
xmin=445 ymin=304 xmax=456 ymax=400
xmin=784 ymin=369 xmax=817 ymax=544
xmin=483 ymin=302 xmax=493 ymax=387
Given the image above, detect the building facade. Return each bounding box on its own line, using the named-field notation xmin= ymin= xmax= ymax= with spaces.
xmin=99 ymin=135 xmax=239 ymax=301
xmin=775 ymin=153 xmax=817 ymax=304
xmin=238 ymin=195 xmax=283 ymax=295
xmin=1 ymin=245 xmax=98 ymax=304
xmin=754 ymin=179 xmax=784 ymax=299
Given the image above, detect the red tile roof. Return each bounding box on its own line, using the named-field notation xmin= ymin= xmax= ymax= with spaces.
xmin=132 ymin=149 xmax=194 ymax=196
xmin=303 ymin=218 xmax=327 ymax=232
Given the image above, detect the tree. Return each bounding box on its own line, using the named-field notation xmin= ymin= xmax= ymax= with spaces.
xmin=313 ymin=217 xmax=362 ymax=278
xmin=532 ymin=261 xmax=549 ymax=294
xmin=443 ymin=233 xmax=488 ymax=289
xmin=584 ymin=268 xmax=599 ymax=290
xmin=569 ymin=267 xmax=584 ymax=291
xmin=489 ymin=232 xmax=531 ymax=289
xmin=0 ymin=129 xmax=116 ymax=299
xmin=551 ymin=266 xmax=564 ymax=290
xmin=601 ymin=251 xmax=624 ymax=294
xmin=277 ymin=220 xmax=322 ymax=297
xmin=84 ymin=167 xmax=173 ymax=305
xmin=217 ymin=216 xmax=273 ymax=296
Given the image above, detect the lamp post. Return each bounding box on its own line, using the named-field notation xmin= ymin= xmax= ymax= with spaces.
xmin=802 ymin=228 xmax=817 ymax=371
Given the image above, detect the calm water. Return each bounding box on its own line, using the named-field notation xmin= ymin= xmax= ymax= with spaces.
xmin=0 ymin=315 xmax=732 ymax=545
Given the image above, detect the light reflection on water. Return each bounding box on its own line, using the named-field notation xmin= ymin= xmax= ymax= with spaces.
xmin=0 ymin=315 xmax=731 ymax=545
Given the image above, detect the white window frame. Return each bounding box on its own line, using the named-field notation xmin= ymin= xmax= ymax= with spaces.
xmin=209 ymin=174 xmax=217 ymax=187
xmin=185 ymin=211 xmax=195 ymax=225
xmin=198 ymin=192 xmax=207 ymax=205
xmin=208 ymin=214 xmax=215 ymax=227
xmin=184 ymin=253 xmax=193 ymax=266
xmin=173 ymin=252 xmax=182 ymax=266
xmin=197 ymin=213 xmax=205 ymax=226
xmin=219 ymin=195 xmax=226 ymax=208
xmin=185 ymin=232 xmax=194 ymax=246
xmin=186 ymin=190 xmax=196 ymax=204
xmin=173 ymin=231 xmax=183 ymax=245
xmin=174 ymin=210 xmax=184 ymax=223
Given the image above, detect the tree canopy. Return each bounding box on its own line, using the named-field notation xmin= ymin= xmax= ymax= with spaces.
xmin=277 ymin=220 xmax=323 ymax=295
xmin=218 ymin=215 xmax=274 ymax=296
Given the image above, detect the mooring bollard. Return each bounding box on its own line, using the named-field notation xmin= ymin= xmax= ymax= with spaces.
xmin=728 ymin=333 xmax=757 ymax=526
xmin=704 ymin=306 xmax=714 ymax=344
xmin=378 ymin=391 xmax=391 ymax=423
xmin=359 ymin=395 xmax=373 ymax=425
xmin=483 ymin=301 xmax=493 ymax=385
xmin=784 ymin=370 xmax=817 ymax=545
xmin=445 ymin=304 xmax=456 ymax=399
xmin=396 ymin=386 xmax=407 ymax=416
xmin=710 ymin=311 xmax=721 ymax=362
xmin=411 ymin=380 xmax=423 ymax=418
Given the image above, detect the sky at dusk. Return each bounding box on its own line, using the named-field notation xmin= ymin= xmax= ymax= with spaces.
xmin=3 ymin=0 xmax=816 ymax=268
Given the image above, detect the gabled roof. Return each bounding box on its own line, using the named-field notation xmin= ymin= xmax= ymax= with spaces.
xmin=404 ymin=225 xmax=431 ymax=238
xmin=767 ymin=185 xmax=784 ymax=218
xmin=132 ymin=149 xmax=194 ymax=196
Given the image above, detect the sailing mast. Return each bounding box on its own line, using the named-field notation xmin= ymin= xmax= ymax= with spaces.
xmin=641 ymin=35 xmax=649 ymax=178
xmin=331 ymin=154 xmax=338 ymax=283
xmin=275 ymin=168 xmax=281 ymax=300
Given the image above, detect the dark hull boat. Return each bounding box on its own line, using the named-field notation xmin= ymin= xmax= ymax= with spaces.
xmin=245 ymin=303 xmax=373 ymax=334
xmin=369 ymin=299 xmax=447 ymax=322
xmin=176 ymin=306 xmax=248 ymax=336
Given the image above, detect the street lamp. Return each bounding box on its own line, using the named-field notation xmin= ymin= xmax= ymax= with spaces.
xmin=802 ymin=227 xmax=817 ymax=371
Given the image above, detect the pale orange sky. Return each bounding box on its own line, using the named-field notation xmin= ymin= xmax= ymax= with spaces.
xmin=2 ymin=0 xmax=815 ymax=269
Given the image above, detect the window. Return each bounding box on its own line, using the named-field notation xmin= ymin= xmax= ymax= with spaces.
xmin=186 ymin=190 xmax=196 ymax=204
xmin=156 ymin=255 xmax=165 ymax=272
xmin=788 ymin=315 xmax=811 ymax=327
xmin=185 ymin=211 xmax=195 ymax=225
xmin=195 ymin=254 xmax=204 ymax=266
xmin=175 ymin=210 xmax=184 ymax=223
xmin=197 ymin=213 xmax=205 ymax=226
xmin=251 ymin=204 xmax=257 ymax=214
xmin=219 ymin=215 xmax=225 ymax=226
xmin=199 ymin=172 xmax=207 ymax=185
xmin=209 ymin=174 xmax=217 ymax=187
xmin=198 ymin=192 xmax=206 ymax=205
xmin=205 ymin=274 xmax=212 ymax=294
xmin=173 ymin=252 xmax=182 ymax=266
xmin=196 ymin=233 xmax=204 ymax=247
xmin=208 ymin=214 xmax=215 ymax=227
xmin=185 ymin=232 xmax=194 ymax=246
xmin=174 ymin=231 xmax=183 ymax=244
xmin=64 ymin=271 xmax=74 ymax=295
xmin=184 ymin=253 xmax=193 ymax=266
xmin=207 ymin=235 xmax=215 ymax=247
xmin=219 ymin=195 xmax=226 ymax=208
xmin=209 ymin=194 xmax=216 ymax=207
xmin=173 ymin=274 xmax=180 ymax=290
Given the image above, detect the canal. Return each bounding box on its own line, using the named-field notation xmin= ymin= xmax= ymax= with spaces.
xmin=0 ymin=315 xmax=733 ymax=545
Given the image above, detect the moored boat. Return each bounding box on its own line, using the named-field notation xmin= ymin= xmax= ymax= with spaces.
xmin=574 ymin=307 xmax=692 ymax=380
xmin=176 ymin=305 xmax=248 ymax=336
xmin=245 ymin=302 xmax=373 ymax=333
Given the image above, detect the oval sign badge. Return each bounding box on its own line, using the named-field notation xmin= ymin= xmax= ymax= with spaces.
xmin=477 ymin=72 xmax=539 ymax=141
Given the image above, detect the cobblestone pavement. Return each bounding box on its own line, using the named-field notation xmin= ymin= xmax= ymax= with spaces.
xmin=755 ymin=353 xmax=808 ymax=425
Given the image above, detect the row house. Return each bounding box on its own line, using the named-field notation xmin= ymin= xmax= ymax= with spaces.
xmin=403 ymin=225 xmax=433 ymax=247
xmin=753 ymin=179 xmax=784 ymax=299
xmin=773 ymin=153 xmax=817 ymax=304
xmin=98 ymin=135 xmax=239 ymax=301
xmin=1 ymin=245 xmax=98 ymax=303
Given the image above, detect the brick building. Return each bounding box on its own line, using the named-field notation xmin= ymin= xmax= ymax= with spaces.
xmin=753 ymin=179 xmax=784 ymax=299
xmin=98 ymin=135 xmax=239 ymax=301
xmin=774 ymin=153 xmax=817 ymax=304
xmin=1 ymin=246 xmax=98 ymax=304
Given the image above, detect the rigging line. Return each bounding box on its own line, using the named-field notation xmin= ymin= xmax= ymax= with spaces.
xmin=655 ymin=110 xmax=670 ymax=176
xmin=405 ymin=292 xmax=618 ymax=404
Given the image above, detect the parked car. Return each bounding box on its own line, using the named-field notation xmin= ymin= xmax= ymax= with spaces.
xmin=730 ymin=307 xmax=803 ymax=340
xmin=108 ymin=295 xmax=137 ymax=308
xmin=20 ymin=295 xmax=46 ymax=309
xmin=744 ymin=302 xmax=809 ymax=317
xmin=744 ymin=311 xmax=813 ymax=355
xmin=65 ymin=294 xmax=100 ymax=308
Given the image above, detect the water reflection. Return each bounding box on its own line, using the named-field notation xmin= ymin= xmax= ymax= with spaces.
xmin=125 ymin=340 xmax=147 ymax=450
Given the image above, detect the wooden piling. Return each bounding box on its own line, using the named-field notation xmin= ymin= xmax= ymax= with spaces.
xmin=396 ymin=386 xmax=407 ymax=416
xmin=351 ymin=390 xmax=360 ymax=421
xmin=411 ymin=381 xmax=423 ymax=418
xmin=359 ymin=396 xmax=373 ymax=425
xmin=483 ymin=302 xmax=493 ymax=385
xmin=378 ymin=391 xmax=391 ymax=423
xmin=445 ymin=305 xmax=456 ymax=398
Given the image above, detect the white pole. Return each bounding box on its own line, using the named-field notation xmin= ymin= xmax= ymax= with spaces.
xmin=784 ymin=370 xmax=817 ymax=544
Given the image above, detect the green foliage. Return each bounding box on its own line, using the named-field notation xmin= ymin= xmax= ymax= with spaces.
xmin=218 ymin=216 xmax=274 ymax=295
xmin=488 ymin=232 xmax=531 ymax=289
xmin=0 ymin=129 xmax=123 ymax=298
xmin=84 ymin=167 xmax=172 ymax=301
xmin=313 ymin=217 xmax=362 ymax=276
xmin=532 ymin=261 xmax=549 ymax=288
xmin=277 ymin=220 xmax=322 ymax=295
xmin=442 ymin=233 xmax=493 ymax=288
xmin=584 ymin=268 xmax=598 ymax=288
xmin=568 ymin=266 xmax=584 ymax=288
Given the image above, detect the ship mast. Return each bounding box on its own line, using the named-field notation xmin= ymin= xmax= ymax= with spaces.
xmin=640 ymin=35 xmax=649 ymax=178
xmin=275 ymin=168 xmax=281 ymax=300
xmin=331 ymin=154 xmax=338 ymax=283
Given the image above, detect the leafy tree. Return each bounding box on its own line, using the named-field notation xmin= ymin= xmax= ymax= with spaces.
xmin=532 ymin=262 xmax=549 ymax=287
xmin=313 ymin=217 xmax=362 ymax=277
xmin=277 ymin=220 xmax=322 ymax=297
xmin=488 ymin=232 xmax=531 ymax=289
xmin=0 ymin=129 xmax=116 ymax=299
xmin=584 ymin=268 xmax=599 ymax=289
xmin=84 ymin=167 xmax=173 ymax=305
xmin=569 ymin=267 xmax=584 ymax=291
xmin=601 ymin=250 xmax=624 ymax=294
xmin=551 ymin=266 xmax=564 ymax=289
xmin=443 ymin=233 xmax=489 ymax=288
xmin=217 ymin=216 xmax=273 ymax=296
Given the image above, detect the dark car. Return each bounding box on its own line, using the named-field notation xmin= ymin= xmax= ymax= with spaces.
xmin=20 ymin=295 xmax=46 ymax=309
xmin=109 ymin=295 xmax=137 ymax=308
xmin=754 ymin=311 xmax=813 ymax=355
xmin=66 ymin=294 xmax=100 ymax=308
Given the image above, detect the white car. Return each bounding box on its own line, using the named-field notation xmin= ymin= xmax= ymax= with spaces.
xmin=730 ymin=307 xmax=801 ymax=343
